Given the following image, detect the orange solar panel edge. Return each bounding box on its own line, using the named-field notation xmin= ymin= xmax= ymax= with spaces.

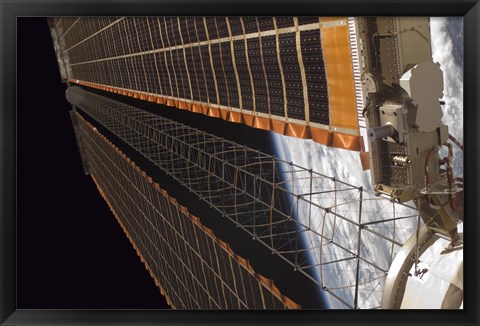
xmin=319 ymin=17 xmax=359 ymax=132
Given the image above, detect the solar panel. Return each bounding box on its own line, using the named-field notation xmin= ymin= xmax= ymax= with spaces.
xmin=54 ymin=16 xmax=362 ymax=151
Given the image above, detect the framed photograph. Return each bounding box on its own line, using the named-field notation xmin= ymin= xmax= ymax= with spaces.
xmin=3 ymin=1 xmax=479 ymax=325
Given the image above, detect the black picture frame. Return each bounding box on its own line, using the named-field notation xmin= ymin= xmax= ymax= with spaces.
xmin=2 ymin=0 xmax=479 ymax=325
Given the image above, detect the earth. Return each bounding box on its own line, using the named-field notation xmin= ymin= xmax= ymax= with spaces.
xmin=271 ymin=17 xmax=464 ymax=309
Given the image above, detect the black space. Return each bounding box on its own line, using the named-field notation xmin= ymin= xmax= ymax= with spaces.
xmin=17 ymin=17 xmax=170 ymax=309
xmin=17 ymin=17 xmax=326 ymax=310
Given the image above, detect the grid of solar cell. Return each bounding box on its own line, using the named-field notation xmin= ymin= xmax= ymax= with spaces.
xmin=221 ymin=42 xmax=240 ymax=108
xmin=144 ymin=53 xmax=162 ymax=95
xmin=257 ymin=17 xmax=274 ymax=31
xmin=60 ymin=16 xmax=321 ymax=122
xmin=210 ymin=43 xmax=228 ymax=106
xmin=195 ymin=17 xmax=208 ymax=42
xmin=168 ymin=17 xmax=182 ymax=47
xmin=173 ymin=48 xmax=188 ymax=99
xmin=134 ymin=17 xmax=151 ymax=52
xmin=228 ymin=17 xmax=243 ymax=36
xmin=179 ymin=17 xmax=190 ymax=44
xmin=164 ymin=50 xmax=178 ymax=97
xmin=200 ymin=45 xmax=217 ymax=104
xmin=185 ymin=47 xmax=201 ymax=101
xmin=241 ymin=17 xmax=258 ymax=33
xmin=233 ymin=39 xmax=254 ymax=110
xmin=154 ymin=52 xmax=168 ymax=96
xmin=205 ymin=17 xmax=218 ymax=40
xmin=297 ymin=16 xmax=320 ymax=25
xmin=247 ymin=37 xmax=269 ymax=114
xmin=278 ymin=32 xmax=305 ymax=120
xmin=127 ymin=18 xmax=141 ymax=53
xmin=275 ymin=17 xmax=294 ymax=28
xmin=262 ymin=35 xmax=285 ymax=117
xmin=301 ymin=29 xmax=329 ymax=125
xmin=215 ymin=17 xmax=229 ymax=38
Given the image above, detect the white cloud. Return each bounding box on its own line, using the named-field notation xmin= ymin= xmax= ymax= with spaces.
xmin=430 ymin=17 xmax=464 ymax=176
